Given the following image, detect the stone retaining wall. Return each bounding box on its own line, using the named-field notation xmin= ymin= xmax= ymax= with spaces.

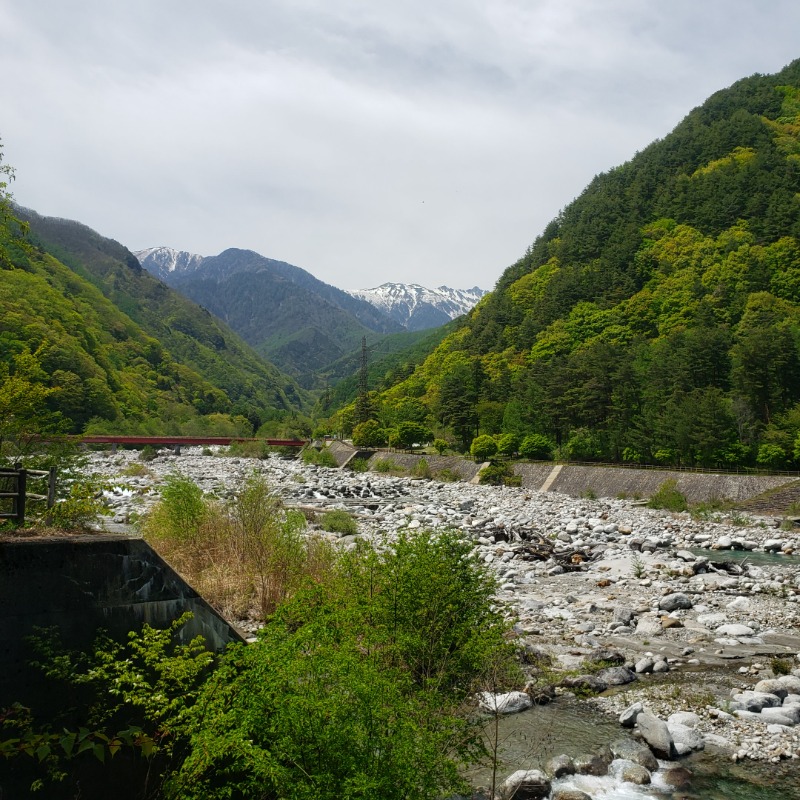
xmin=367 ymin=451 xmax=482 ymax=481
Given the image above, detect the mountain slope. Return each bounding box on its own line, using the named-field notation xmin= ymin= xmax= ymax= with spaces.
xmin=357 ymin=59 xmax=800 ymax=467
xmin=347 ymin=283 xmax=487 ymax=331
xmin=12 ymin=209 xmax=308 ymax=431
xmin=135 ymin=247 xmax=404 ymax=386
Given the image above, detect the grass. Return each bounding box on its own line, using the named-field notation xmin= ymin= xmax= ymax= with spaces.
xmin=302 ymin=447 xmax=338 ymax=468
xmin=142 ymin=473 xmax=335 ymax=620
xmin=410 ymin=458 xmax=432 ymax=479
xmin=348 ymin=457 xmax=369 ymax=473
xmin=434 ymin=468 xmax=462 ymax=483
xmin=119 ymin=462 xmax=151 ymax=477
xmin=771 ymin=657 xmax=793 ymax=676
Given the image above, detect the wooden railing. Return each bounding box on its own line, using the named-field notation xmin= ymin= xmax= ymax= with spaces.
xmin=0 ymin=467 xmax=56 ymax=525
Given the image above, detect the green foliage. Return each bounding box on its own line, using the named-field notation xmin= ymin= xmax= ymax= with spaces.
xmin=432 ymin=438 xmax=449 ymax=455
xmin=47 ymin=479 xmax=107 ymax=531
xmin=347 ymin=456 xmax=369 ymax=473
xmin=168 ymin=530 xmax=517 ymax=800
xmin=434 ymin=468 xmax=462 ymax=482
xmin=373 ymin=457 xmax=404 ymax=474
xmin=301 ymin=446 xmax=338 ymax=468
xmin=0 ymin=614 xmax=212 ymax=798
xmin=410 ymin=458 xmax=432 ymax=479
xmin=756 ymin=442 xmax=788 ymax=469
xmin=351 ymin=419 xmax=387 ymax=448
xmin=470 ymin=434 xmax=498 ymax=462
xmin=518 ymin=434 xmax=554 ymax=460
xmin=495 ymin=433 xmax=519 ymax=457
xmin=320 ymin=508 xmax=358 ymax=536
xmin=391 ymin=420 xmax=433 ymax=450
xmin=362 ymin=61 xmax=800 ymax=471
xmin=143 ymin=474 xmax=207 ymax=542
xmin=139 ymin=445 xmax=157 ymax=462
xmin=770 ymin=657 xmax=793 ymax=676
xmin=478 ymin=462 xmax=520 ymax=486
xmin=646 ymin=479 xmax=688 ymax=512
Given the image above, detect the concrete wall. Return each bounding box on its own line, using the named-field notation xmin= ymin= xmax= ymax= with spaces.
xmin=367 ymin=451 xmax=482 ymax=481
xmin=512 ymin=463 xmax=791 ymax=503
xmin=0 ymin=535 xmax=243 ymax=704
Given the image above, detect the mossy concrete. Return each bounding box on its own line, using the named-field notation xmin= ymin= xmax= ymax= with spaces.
xmin=0 ymin=535 xmax=243 ymax=704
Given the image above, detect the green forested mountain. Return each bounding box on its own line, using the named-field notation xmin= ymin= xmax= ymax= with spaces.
xmin=0 ymin=203 xmax=308 ymax=435
xmin=352 ymin=59 xmax=800 ymax=468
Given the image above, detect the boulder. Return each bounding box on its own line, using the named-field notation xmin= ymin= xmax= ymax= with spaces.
xmin=636 ymin=712 xmax=673 ymax=759
xmin=546 ymin=754 xmax=575 ymax=779
xmin=551 ymin=790 xmax=591 ymax=800
xmin=667 ymin=722 xmax=705 ymax=752
xmin=595 ymin=666 xmax=637 ymax=686
xmin=572 ymin=750 xmax=612 ymax=776
xmin=634 ymin=657 xmax=654 ymax=674
xmin=609 ymin=759 xmax=651 ymax=785
xmin=662 ymin=766 xmax=693 ymax=789
xmin=495 ymin=769 xmax=551 ymax=800
xmin=659 ymin=593 xmax=693 ymax=612
xmin=668 ymin=711 xmax=700 ymax=728
xmin=754 ymin=679 xmax=789 ymax=699
xmin=716 ymin=624 xmax=755 ymax=638
xmin=778 ymin=675 xmax=800 ymax=694
xmin=613 ymin=606 xmax=635 ymax=626
xmin=477 ymin=691 xmax=532 ymax=715
xmin=609 ymin=738 xmax=658 ymax=771
xmin=761 ymin=706 xmax=799 ymax=725
xmin=559 ymin=675 xmax=608 ymax=694
xmin=619 ymin=702 xmax=643 ymax=728
xmin=584 ymin=647 xmax=625 ymax=666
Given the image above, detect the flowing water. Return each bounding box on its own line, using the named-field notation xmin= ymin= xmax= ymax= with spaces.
xmin=466 ymin=698 xmax=800 ymax=799
xmin=690 ymin=547 xmax=800 ymax=567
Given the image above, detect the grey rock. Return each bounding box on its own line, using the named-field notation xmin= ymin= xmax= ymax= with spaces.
xmin=609 ymin=738 xmax=658 ymax=771
xmin=595 ymin=666 xmax=637 ymax=686
xmin=652 ymin=660 xmax=670 ymax=673
xmin=572 ymin=750 xmax=612 ymax=776
xmin=667 ymin=722 xmax=705 ymax=752
xmin=559 ymin=675 xmax=608 ymax=694
xmin=661 ymin=766 xmax=693 ymax=789
xmin=545 ymin=754 xmax=575 ymax=779
xmin=754 ymin=679 xmax=789 ymax=699
xmin=551 ymin=790 xmax=592 ymax=800
xmin=668 ymin=711 xmax=700 ymax=728
xmin=635 ymin=656 xmax=655 ymax=674
xmin=613 ymin=606 xmax=635 ymax=626
xmin=495 ymin=769 xmax=551 ymax=800
xmin=585 ymin=647 xmax=625 ymax=666
xmin=619 ymin=702 xmax=643 ymax=728
xmin=636 ymin=712 xmax=673 ymax=759
xmin=762 ymin=706 xmax=799 ymax=725
xmin=716 ymin=624 xmax=755 ymax=637
xmin=610 ymin=759 xmax=651 ymax=785
xmin=659 ymin=593 xmax=693 ymax=612
xmin=477 ymin=691 xmax=532 ymax=715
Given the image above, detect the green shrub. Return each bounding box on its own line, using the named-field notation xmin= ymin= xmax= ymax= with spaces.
xmin=139 ymin=445 xmax=157 ymax=462
xmin=351 ymin=420 xmax=387 ymax=448
xmin=432 ymin=438 xmax=449 ymax=455
xmin=646 ymin=479 xmax=688 ymax=512
xmin=519 ymin=434 xmax=554 ymax=460
xmin=321 ymin=509 xmax=358 ymax=536
xmin=470 ymin=435 xmax=498 ymax=462
xmin=374 ymin=457 xmax=403 ymax=474
xmin=47 ymin=479 xmax=107 ymax=530
xmin=495 ymin=433 xmax=519 ymax=458
xmin=478 ymin=462 xmax=518 ymax=486
xmin=143 ymin=474 xmax=207 ymax=541
xmin=434 ymin=468 xmax=462 ymax=482
xmin=302 ymin=447 xmax=338 ymax=468
xmin=410 ymin=458 xmax=432 ymax=479
xmin=347 ymin=457 xmax=369 ymax=473
xmin=771 ymin=657 xmax=793 ymax=676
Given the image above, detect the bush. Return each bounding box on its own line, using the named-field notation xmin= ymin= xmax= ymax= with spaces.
xmin=478 ymin=462 xmax=519 ymax=486
xmin=47 ymin=479 xmax=107 ymax=530
xmin=646 ymin=479 xmax=688 ymax=512
xmin=495 ymin=433 xmax=519 ymax=458
xmin=432 ymin=438 xmax=449 ymax=455
xmin=392 ymin=421 xmax=433 ymax=451
xmin=434 ymin=468 xmax=462 ymax=482
xmin=470 ymin=435 xmax=498 ymax=462
xmin=410 ymin=458 xmax=432 ymax=479
xmin=347 ymin=457 xmax=369 ymax=473
xmin=519 ymin=434 xmax=553 ymax=460
xmin=169 ymin=530 xmax=518 ymax=800
xmin=320 ymin=509 xmax=358 ymax=536
xmin=142 ymin=474 xmax=333 ymax=619
xmin=139 ymin=445 xmax=158 ymax=462
xmin=374 ymin=457 xmax=403 ymax=474
xmin=302 ymin=447 xmax=338 ymax=468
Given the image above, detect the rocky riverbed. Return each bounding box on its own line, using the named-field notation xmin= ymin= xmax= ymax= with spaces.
xmin=87 ymin=447 xmax=800 ymax=796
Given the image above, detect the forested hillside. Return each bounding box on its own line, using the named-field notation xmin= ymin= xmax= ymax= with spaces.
xmin=342 ymin=60 xmax=800 ymax=468
xmin=0 ymin=197 xmax=307 ymax=436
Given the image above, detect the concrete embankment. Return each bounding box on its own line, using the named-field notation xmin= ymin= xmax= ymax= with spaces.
xmin=328 ymin=444 xmax=797 ymax=508
xmin=0 ymin=535 xmax=243 ymax=704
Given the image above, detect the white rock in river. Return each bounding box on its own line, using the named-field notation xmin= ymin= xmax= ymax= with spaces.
xmin=477 ymin=691 xmax=533 ymax=715
xmin=716 ymin=624 xmax=755 ymax=637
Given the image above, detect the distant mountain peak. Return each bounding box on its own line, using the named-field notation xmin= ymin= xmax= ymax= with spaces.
xmin=347 ymin=283 xmax=487 ymax=331
xmin=134 ymin=246 xmax=205 ymax=280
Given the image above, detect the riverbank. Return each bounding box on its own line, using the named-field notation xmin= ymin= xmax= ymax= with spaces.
xmin=84 ymin=447 xmax=800 ymax=795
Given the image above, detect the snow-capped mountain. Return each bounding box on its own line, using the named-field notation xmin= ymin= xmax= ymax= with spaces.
xmin=134 ymin=247 xmax=205 ymax=281
xmin=347 ymin=283 xmax=487 ymax=331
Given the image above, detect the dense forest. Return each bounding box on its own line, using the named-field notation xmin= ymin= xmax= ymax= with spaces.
xmin=0 ymin=177 xmax=309 ymax=441
xmin=329 ymin=60 xmax=800 ymax=469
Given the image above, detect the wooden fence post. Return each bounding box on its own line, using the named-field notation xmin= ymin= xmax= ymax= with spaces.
xmin=15 ymin=469 xmax=27 ymax=524
xmin=47 ymin=467 xmax=56 ymax=508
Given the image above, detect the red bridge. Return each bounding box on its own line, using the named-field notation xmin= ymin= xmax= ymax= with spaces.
xmin=79 ymin=436 xmax=307 ymax=448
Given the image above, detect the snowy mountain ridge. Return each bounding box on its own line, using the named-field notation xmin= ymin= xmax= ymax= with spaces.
xmin=134 ymin=246 xmax=205 ymax=280
xmin=347 ymin=283 xmax=487 ymax=331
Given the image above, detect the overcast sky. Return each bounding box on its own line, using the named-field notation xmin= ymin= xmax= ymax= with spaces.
xmin=1 ymin=1 xmax=799 ymax=291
